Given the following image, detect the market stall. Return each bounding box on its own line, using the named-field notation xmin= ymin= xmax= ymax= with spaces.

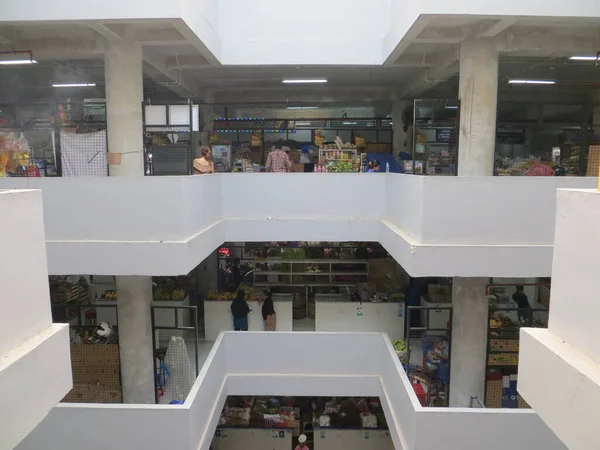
xmin=212 ymin=396 xmax=393 ymax=450
xmin=91 ymin=275 xmax=192 ymax=328
xmin=213 ymin=396 xmax=295 ymax=450
xmin=204 ymin=290 xmax=293 ymax=340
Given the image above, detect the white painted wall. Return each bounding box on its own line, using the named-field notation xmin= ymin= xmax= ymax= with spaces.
xmin=420 ymin=177 xmax=597 ymax=245
xmin=519 ymin=328 xmax=599 ymax=450
xmin=0 ymin=190 xmax=52 ymax=356
xmin=548 ymin=189 xmax=600 ymax=363
xmin=0 ymin=175 xmax=595 ymax=277
xmin=21 ymin=331 xmax=565 ymax=450
xmin=315 ymin=301 xmax=405 ymax=341
xmin=217 ymin=0 xmax=391 ymax=65
xmin=0 ymin=189 xmax=71 ymax=450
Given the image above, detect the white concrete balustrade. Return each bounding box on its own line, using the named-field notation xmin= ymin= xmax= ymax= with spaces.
xmin=519 ymin=189 xmax=600 ymax=450
xmin=0 ymin=174 xmax=595 ymax=277
xmin=0 ymin=190 xmax=72 ymax=449
xmin=18 ymin=331 xmax=565 ymax=450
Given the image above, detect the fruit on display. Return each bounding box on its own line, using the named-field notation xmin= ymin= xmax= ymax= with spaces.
xmin=393 ymin=340 xmax=407 ymax=352
xmin=172 ymin=289 xmax=186 ymax=301
xmin=208 ymin=291 xmax=237 ymax=301
xmin=101 ymin=290 xmax=117 ymax=300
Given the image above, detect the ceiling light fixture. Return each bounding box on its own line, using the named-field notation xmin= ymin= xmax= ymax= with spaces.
xmin=508 ymin=79 xmax=556 ymax=85
xmin=569 ymin=56 xmax=599 ymax=61
xmin=295 ymin=122 xmax=312 ymax=126
xmin=0 ymin=50 xmax=37 ymax=65
xmin=52 ymin=83 xmax=97 ymax=88
xmin=287 ymin=106 xmax=318 ymax=110
xmin=342 ymin=122 xmax=357 ymax=125
xmin=445 ymin=106 xmax=458 ymax=109
xmin=282 ymin=79 xmax=327 ymax=84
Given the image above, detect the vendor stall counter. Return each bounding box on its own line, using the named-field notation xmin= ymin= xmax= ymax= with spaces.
xmin=204 ymin=293 xmax=293 ymax=340
xmin=314 ymin=429 xmax=394 ymax=450
xmin=212 ymin=428 xmax=292 ymax=450
xmin=315 ymin=294 xmax=405 ymax=341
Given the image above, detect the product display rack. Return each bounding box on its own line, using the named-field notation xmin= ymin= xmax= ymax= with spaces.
xmin=484 ymin=306 xmax=547 ymax=408
xmin=412 ymin=99 xmax=459 ymax=176
xmin=318 ymin=148 xmax=358 ymax=163
xmin=253 ymin=259 xmax=369 ymax=287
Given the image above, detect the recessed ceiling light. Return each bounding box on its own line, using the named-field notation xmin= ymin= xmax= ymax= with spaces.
xmin=508 ymin=79 xmax=556 ymax=85
xmin=52 ymin=83 xmax=97 ymax=88
xmin=287 ymin=106 xmax=318 ymax=110
xmin=0 ymin=59 xmax=38 ymax=65
xmin=282 ymin=79 xmax=327 ymax=84
xmin=569 ymin=56 xmax=598 ymax=61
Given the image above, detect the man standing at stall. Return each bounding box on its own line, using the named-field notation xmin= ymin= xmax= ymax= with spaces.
xmin=266 ymin=142 xmax=292 ymax=173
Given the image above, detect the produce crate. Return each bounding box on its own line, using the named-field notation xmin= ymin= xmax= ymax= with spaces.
xmin=63 ymin=383 xmax=122 ymax=403
xmin=489 ymin=339 xmax=519 ymax=352
xmin=51 ymin=282 xmax=87 ymax=304
xmin=485 ymin=379 xmax=503 ymax=408
xmin=488 ymin=353 xmax=519 ymax=366
xmin=70 ymin=344 xmax=121 ymax=386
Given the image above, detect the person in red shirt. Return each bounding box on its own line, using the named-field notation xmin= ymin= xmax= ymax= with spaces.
xmin=266 ymin=142 xmax=292 ymax=172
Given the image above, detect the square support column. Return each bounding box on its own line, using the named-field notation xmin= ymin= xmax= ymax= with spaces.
xmin=458 ymin=39 xmax=499 ymax=176
xmin=450 ymin=277 xmax=488 ymax=407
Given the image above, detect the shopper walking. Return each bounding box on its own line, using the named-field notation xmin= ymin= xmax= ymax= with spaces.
xmin=193 ymin=146 xmax=215 ymax=174
xmin=266 ymin=142 xmax=292 ymax=172
xmin=262 ymin=291 xmax=277 ymax=331
xmin=512 ymin=285 xmax=532 ymax=323
xmin=230 ymin=290 xmax=250 ymax=331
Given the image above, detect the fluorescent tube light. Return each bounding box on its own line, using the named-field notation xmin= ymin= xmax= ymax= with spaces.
xmin=0 ymin=59 xmax=38 ymax=65
xmin=569 ymin=56 xmax=598 ymax=61
xmin=445 ymin=106 xmax=458 ymax=109
xmin=282 ymin=79 xmax=327 ymax=84
xmin=508 ymin=79 xmax=555 ymax=85
xmin=295 ymin=122 xmax=312 ymax=126
xmin=342 ymin=122 xmax=357 ymax=125
xmin=287 ymin=106 xmax=318 ymax=110
xmin=52 ymin=83 xmax=97 ymax=88
xmin=0 ymin=51 xmax=37 ymax=65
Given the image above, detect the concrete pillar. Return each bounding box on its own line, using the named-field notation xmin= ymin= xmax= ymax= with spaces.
xmin=458 ymin=39 xmax=499 ymax=176
xmin=105 ymin=37 xmax=144 ymax=176
xmin=449 ymin=277 xmax=488 ymax=407
xmin=105 ymin=38 xmax=155 ymax=404
xmin=116 ymin=276 xmax=155 ymax=404
xmin=392 ymin=101 xmax=413 ymax=159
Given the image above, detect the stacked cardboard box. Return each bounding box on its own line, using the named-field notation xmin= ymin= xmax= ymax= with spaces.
xmin=63 ymin=344 xmax=122 ymax=403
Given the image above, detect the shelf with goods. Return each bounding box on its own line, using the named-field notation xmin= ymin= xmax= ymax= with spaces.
xmin=90 ymin=275 xmax=191 ymax=327
xmin=413 ymin=130 xmax=457 ymax=176
xmin=253 ymin=259 xmax=369 ymax=288
xmin=484 ymin=306 xmax=548 ymax=408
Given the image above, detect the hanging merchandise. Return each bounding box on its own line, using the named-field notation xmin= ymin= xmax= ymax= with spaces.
xmin=314 ymin=129 xmax=324 ymax=146
xmin=251 ymin=130 xmax=262 ymax=147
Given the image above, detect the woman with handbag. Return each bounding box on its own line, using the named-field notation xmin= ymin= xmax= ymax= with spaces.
xmin=193 ymin=146 xmax=215 ymax=174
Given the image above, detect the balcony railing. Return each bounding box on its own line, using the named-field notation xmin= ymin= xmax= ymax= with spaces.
xmin=0 ymin=174 xmax=596 ymax=277
xmin=19 ymin=332 xmax=565 ymax=450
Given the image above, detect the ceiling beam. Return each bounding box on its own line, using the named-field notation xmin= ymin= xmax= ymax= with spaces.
xmin=396 ymin=46 xmax=460 ymax=99
xmin=413 ymin=27 xmax=473 ymax=45
xmin=143 ymin=48 xmax=210 ymax=100
xmin=477 ymin=19 xmax=517 ymax=38
xmin=498 ymin=30 xmax=600 ymax=56
xmin=212 ymin=86 xmax=395 ymax=105
xmin=0 ymin=36 xmax=105 ymax=60
xmin=169 ymin=20 xmax=220 ymax=66
xmin=89 ymin=23 xmax=124 ymax=41
xmin=383 ymin=17 xmax=432 ymax=66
